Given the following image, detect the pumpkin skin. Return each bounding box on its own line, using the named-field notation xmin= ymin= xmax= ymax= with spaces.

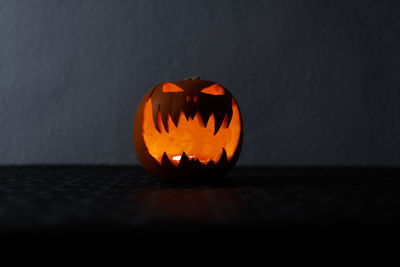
xmin=133 ymin=79 xmax=243 ymax=182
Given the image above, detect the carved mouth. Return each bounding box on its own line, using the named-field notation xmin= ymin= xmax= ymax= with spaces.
xmin=152 ymin=100 xmax=233 ymax=136
xmin=141 ymin=99 xmax=241 ymax=167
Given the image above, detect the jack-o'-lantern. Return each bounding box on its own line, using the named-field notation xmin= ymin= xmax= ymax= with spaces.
xmin=133 ymin=77 xmax=242 ymax=182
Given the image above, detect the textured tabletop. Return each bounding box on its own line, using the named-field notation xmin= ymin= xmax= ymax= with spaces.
xmin=1 ymin=166 xmax=399 ymax=264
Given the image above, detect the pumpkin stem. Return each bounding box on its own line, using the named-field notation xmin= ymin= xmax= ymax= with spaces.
xmin=185 ymin=76 xmax=200 ymax=80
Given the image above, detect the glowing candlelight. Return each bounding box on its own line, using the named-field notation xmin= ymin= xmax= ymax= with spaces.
xmin=172 ymin=155 xmax=195 ymax=162
xmin=172 ymin=156 xmax=181 ymax=161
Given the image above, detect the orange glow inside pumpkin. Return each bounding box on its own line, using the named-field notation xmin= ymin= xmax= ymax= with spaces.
xmin=141 ymin=98 xmax=241 ymax=166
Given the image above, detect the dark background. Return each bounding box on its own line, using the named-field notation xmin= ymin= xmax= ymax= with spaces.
xmin=1 ymin=0 xmax=400 ymax=166
xmin=1 ymin=2 xmax=400 ymax=264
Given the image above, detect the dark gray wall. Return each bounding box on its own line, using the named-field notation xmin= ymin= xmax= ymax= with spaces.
xmin=1 ymin=0 xmax=400 ymax=166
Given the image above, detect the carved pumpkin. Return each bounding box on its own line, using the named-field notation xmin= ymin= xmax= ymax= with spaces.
xmin=133 ymin=77 xmax=242 ymax=182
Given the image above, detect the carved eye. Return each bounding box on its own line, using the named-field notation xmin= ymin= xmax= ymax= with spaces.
xmin=162 ymin=83 xmax=184 ymax=93
xmin=201 ymin=84 xmax=225 ymax=95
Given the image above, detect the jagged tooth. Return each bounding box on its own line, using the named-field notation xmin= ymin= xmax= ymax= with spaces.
xmin=217 ymin=148 xmax=228 ymax=166
xmin=183 ymin=109 xmax=191 ymax=121
xmin=226 ymin=108 xmax=233 ymax=128
xmin=152 ymin=104 xmax=161 ymax=132
xmin=161 ymin=152 xmax=173 ymax=167
xmin=195 ymin=160 xmax=203 ymax=169
xmin=194 ymin=158 xmax=203 ymax=167
xmin=170 ymin=110 xmax=180 ymax=128
xmin=206 ymin=160 xmax=215 ymax=168
xmin=152 ymin=102 xmax=161 ymax=133
xmin=200 ymin=111 xmax=212 ymax=127
xmin=214 ymin=110 xmax=225 ymax=135
xmin=160 ymin=109 xmax=169 ymax=133
xmin=190 ymin=109 xmax=196 ymax=119
xmin=178 ymin=152 xmax=190 ymax=167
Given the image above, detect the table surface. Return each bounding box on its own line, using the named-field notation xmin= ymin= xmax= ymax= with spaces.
xmin=1 ymin=166 xmax=400 ymax=264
